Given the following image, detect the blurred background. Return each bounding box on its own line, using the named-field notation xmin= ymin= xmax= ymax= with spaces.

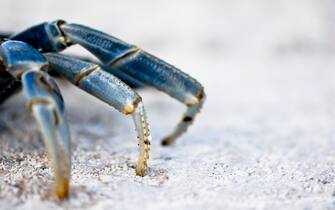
xmin=1 ymin=0 xmax=335 ymax=209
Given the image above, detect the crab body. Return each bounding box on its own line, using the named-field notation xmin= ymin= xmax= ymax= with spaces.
xmin=0 ymin=68 xmax=20 ymax=103
xmin=0 ymin=20 xmax=205 ymax=200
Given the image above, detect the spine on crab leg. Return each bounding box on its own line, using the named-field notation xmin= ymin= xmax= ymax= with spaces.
xmin=132 ymin=102 xmax=151 ymax=175
xmin=58 ymin=22 xmax=206 ymax=145
xmin=45 ymin=53 xmax=151 ymax=176
xmin=0 ymin=40 xmax=71 ymax=200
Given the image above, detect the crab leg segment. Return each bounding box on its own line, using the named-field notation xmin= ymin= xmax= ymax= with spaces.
xmin=132 ymin=102 xmax=151 ymax=175
xmin=45 ymin=53 xmax=151 ymax=175
xmin=0 ymin=40 xmax=71 ymax=199
xmin=22 ymin=71 xmax=71 ymax=199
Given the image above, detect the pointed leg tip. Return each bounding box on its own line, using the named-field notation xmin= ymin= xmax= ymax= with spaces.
xmin=161 ymin=137 xmax=174 ymax=146
xmin=57 ymin=193 xmax=69 ymax=201
xmin=136 ymin=166 xmax=146 ymax=177
xmin=55 ymin=178 xmax=70 ymax=201
xmin=161 ymin=140 xmax=169 ymax=146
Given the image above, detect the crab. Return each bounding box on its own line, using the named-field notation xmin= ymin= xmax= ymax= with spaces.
xmin=0 ymin=20 xmax=205 ymax=200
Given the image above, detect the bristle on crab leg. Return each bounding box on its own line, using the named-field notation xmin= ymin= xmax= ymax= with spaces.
xmin=132 ymin=102 xmax=151 ymax=176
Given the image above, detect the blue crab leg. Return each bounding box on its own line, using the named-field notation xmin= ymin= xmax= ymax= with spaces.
xmin=45 ymin=53 xmax=151 ymax=176
xmin=22 ymin=71 xmax=71 ymax=199
xmin=0 ymin=40 xmax=71 ymax=199
xmin=59 ymin=23 xmax=206 ymax=145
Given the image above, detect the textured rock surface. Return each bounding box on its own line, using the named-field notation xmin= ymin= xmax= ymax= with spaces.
xmin=1 ymin=0 xmax=335 ymax=209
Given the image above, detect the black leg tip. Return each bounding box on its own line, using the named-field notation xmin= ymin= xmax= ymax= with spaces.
xmin=161 ymin=138 xmax=171 ymax=146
